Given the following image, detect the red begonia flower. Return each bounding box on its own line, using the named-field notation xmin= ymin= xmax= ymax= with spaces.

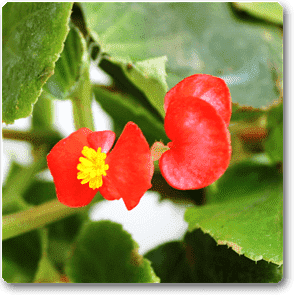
xmin=159 ymin=75 xmax=232 ymax=190
xmin=47 ymin=122 xmax=154 ymax=210
xmin=164 ymin=74 xmax=231 ymax=127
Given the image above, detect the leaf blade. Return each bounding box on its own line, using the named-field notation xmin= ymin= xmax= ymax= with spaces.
xmin=65 ymin=220 xmax=160 ymax=283
xmin=185 ymin=162 xmax=283 ymax=265
xmin=2 ymin=2 xmax=73 ymax=124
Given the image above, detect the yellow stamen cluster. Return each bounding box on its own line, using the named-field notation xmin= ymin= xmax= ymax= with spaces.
xmin=77 ymin=146 xmax=109 ymax=190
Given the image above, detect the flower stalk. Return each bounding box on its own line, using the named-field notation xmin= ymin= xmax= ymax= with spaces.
xmin=2 ymin=199 xmax=85 ymax=241
xmin=2 ymin=129 xmax=59 ymax=145
xmin=71 ymin=67 xmax=95 ymax=131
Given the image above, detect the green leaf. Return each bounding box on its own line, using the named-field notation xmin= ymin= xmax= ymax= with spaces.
xmin=33 ymin=229 xmax=61 ymax=283
xmin=81 ymin=2 xmax=282 ymax=109
xmin=46 ymin=214 xmax=86 ymax=273
xmin=65 ymin=221 xmax=160 ymax=283
xmin=2 ymin=2 xmax=73 ymax=124
xmin=109 ymin=56 xmax=168 ymax=118
xmin=2 ymin=194 xmax=42 ymax=283
xmin=2 ymin=157 xmax=46 ymax=199
xmin=31 ymin=91 xmax=54 ymax=130
xmin=234 ymin=2 xmax=283 ymax=25
xmin=98 ymin=55 xmax=168 ymax=119
xmin=145 ymin=241 xmax=193 ymax=283
xmin=44 ymin=25 xmax=88 ymax=100
xmin=185 ymin=162 xmax=283 ymax=265
xmin=146 ymin=229 xmax=283 ymax=283
xmin=93 ymin=85 xmax=168 ymax=145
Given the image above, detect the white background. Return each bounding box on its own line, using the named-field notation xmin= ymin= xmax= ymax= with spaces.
xmin=2 ymin=63 xmax=189 ymax=255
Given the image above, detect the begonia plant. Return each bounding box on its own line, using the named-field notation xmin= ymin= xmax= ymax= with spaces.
xmin=2 ymin=2 xmax=283 ymax=284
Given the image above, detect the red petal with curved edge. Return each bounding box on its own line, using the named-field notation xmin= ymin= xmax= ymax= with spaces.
xmin=160 ymin=97 xmax=231 ymax=190
xmin=164 ymin=74 xmax=231 ymax=127
xmin=87 ymin=130 xmax=116 ymax=153
xmin=100 ymin=122 xmax=154 ymax=210
xmin=47 ymin=128 xmax=98 ymax=207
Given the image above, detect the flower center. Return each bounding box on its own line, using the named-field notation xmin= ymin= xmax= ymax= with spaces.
xmin=77 ymin=146 xmax=109 ymax=190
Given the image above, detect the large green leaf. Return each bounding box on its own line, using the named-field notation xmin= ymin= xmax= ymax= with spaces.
xmin=2 ymin=2 xmax=73 ymax=124
xmin=146 ymin=229 xmax=283 ymax=283
xmin=185 ymin=162 xmax=283 ymax=265
xmin=81 ymin=2 xmax=282 ymax=109
xmin=65 ymin=221 xmax=160 ymax=283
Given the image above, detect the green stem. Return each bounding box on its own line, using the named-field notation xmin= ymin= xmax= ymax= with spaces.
xmin=2 ymin=199 xmax=85 ymax=241
xmin=2 ymin=129 xmax=58 ymax=145
xmin=71 ymin=68 xmax=95 ymax=131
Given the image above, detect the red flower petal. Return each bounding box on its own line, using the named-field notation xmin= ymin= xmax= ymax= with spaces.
xmin=87 ymin=130 xmax=121 ymax=201
xmin=87 ymin=130 xmax=116 ymax=153
xmin=164 ymin=74 xmax=231 ymax=127
xmin=47 ymin=128 xmax=98 ymax=207
xmin=99 ymin=176 xmax=121 ymax=201
xmin=159 ymin=97 xmax=231 ymax=190
xmin=100 ymin=122 xmax=154 ymax=210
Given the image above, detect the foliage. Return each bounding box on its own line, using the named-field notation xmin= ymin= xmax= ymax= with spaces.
xmin=2 ymin=2 xmax=283 ymax=283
